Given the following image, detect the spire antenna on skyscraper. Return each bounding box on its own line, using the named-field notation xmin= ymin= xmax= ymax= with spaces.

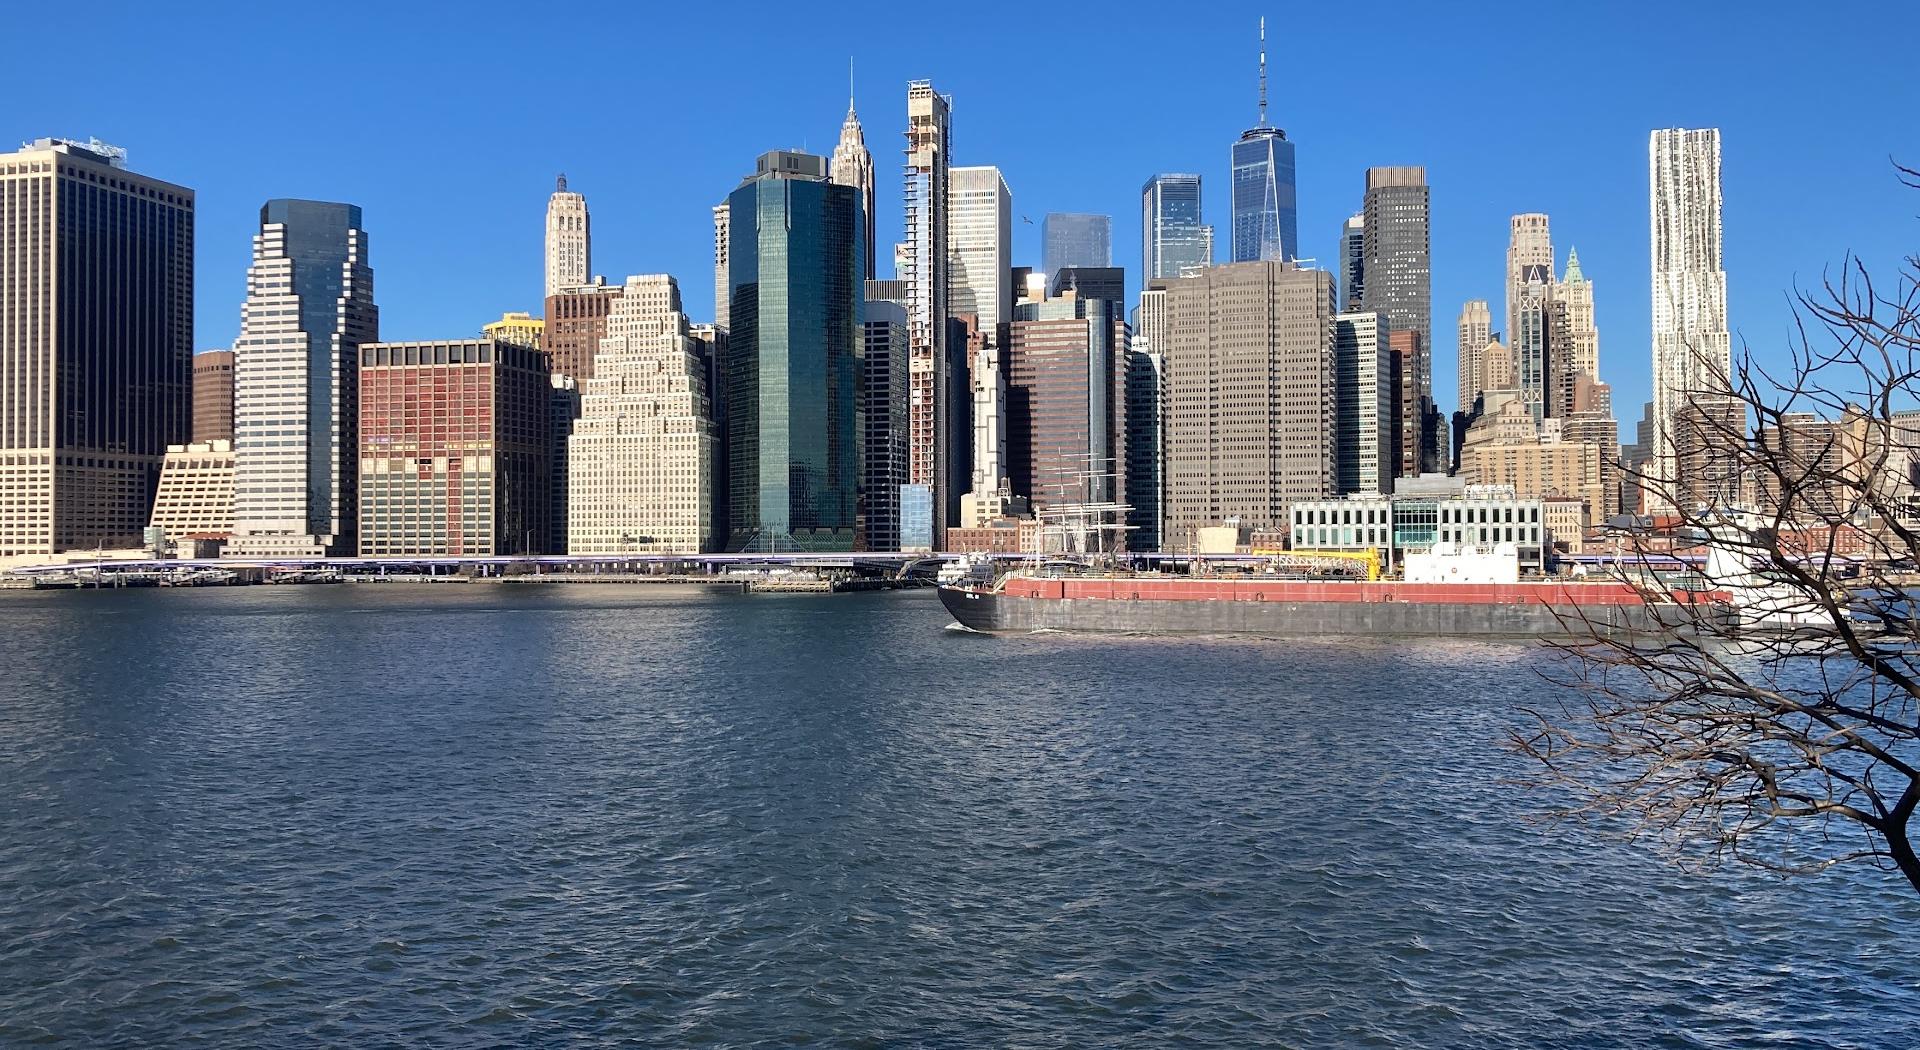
xmin=1257 ymin=17 xmax=1268 ymax=127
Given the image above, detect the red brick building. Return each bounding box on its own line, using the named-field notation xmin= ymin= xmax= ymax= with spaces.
xmin=358 ymin=339 xmax=552 ymax=556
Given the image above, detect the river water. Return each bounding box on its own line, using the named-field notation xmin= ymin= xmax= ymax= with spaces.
xmin=0 ymin=585 xmax=1913 ymax=1047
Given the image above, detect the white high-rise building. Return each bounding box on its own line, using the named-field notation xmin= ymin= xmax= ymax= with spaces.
xmin=830 ymin=83 xmax=876 ymax=282
xmin=949 ymin=166 xmax=1012 ymax=335
xmin=1334 ymin=312 xmax=1394 ymax=496
xmin=1650 ymin=127 xmax=1730 ymax=504
xmin=545 ymin=175 xmax=589 ymax=299
xmin=228 ymin=200 xmax=377 ymax=557
xmin=1556 ymin=247 xmax=1600 ymax=381
xmin=567 ymin=274 xmax=715 ymax=553
xmin=1457 ymin=299 xmax=1493 ymax=414
xmin=1505 ymin=213 xmax=1553 ymax=348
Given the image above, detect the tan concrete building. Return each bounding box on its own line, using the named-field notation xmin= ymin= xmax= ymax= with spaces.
xmin=147 ymin=441 xmax=236 ymax=542
xmin=1456 ymin=299 xmax=1492 ymax=414
xmin=1458 ymin=423 xmax=1608 ymax=528
xmin=567 ymin=275 xmax=716 ymax=553
xmin=1162 ymin=261 xmax=1336 ymax=549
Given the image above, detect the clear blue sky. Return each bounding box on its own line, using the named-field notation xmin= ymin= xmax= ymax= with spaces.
xmin=7 ymin=0 xmax=1916 ymax=428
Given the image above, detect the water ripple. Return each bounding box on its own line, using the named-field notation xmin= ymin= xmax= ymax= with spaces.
xmin=0 ymin=586 xmax=1913 ymax=1047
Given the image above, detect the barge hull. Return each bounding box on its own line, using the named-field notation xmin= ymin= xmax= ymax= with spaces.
xmin=939 ymin=586 xmax=1699 ymax=637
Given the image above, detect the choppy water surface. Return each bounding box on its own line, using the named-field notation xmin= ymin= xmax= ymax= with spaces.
xmin=0 ymin=586 xmax=1913 ymax=1048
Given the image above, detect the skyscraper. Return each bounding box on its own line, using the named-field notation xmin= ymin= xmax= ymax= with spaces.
xmin=725 ymin=150 xmax=864 ymax=552
xmin=1359 ymin=167 xmax=1431 ymax=407
xmin=1650 ymin=127 xmax=1730 ymax=506
xmin=1042 ymin=213 xmax=1112 ymax=278
xmin=1124 ymin=346 xmax=1163 ymax=551
xmin=1142 ymin=174 xmax=1211 ymax=281
xmin=1456 ymin=300 xmax=1493 ymax=414
xmin=359 ymin=338 xmax=552 ymax=556
xmin=567 ymin=274 xmax=716 ymax=554
xmin=1334 ymin=313 xmax=1393 ymax=496
xmin=1505 ymin=213 xmax=1553 ymax=348
xmin=949 ymin=166 xmax=1013 ymax=334
xmin=1230 ymin=19 xmax=1297 ymax=263
xmin=229 ymin=199 xmax=377 ymax=557
xmin=861 ymin=283 xmax=911 ymax=551
xmin=1004 ymin=295 xmax=1128 ymax=515
xmin=712 ymin=203 xmax=731 ymax=331
xmin=0 ymin=138 xmax=193 ymax=557
xmin=1511 ymin=266 xmax=1557 ymax=426
xmin=1338 ymin=214 xmax=1365 ymax=311
xmin=902 ymin=80 xmax=952 ymax=548
xmin=193 ymin=351 xmax=235 ymax=444
xmin=1556 ymin=248 xmax=1600 ymax=381
xmin=542 ymin=277 xmax=622 ymax=381
xmin=544 ymin=175 xmax=589 ymax=299
xmin=1161 ymin=262 xmax=1336 ymax=548
xmin=830 ymin=81 xmax=877 ymax=282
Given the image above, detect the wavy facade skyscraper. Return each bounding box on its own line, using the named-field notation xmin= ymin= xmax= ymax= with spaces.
xmin=1649 ymin=127 xmax=1731 ymax=508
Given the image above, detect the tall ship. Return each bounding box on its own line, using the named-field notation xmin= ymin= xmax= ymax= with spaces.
xmin=938 ymin=544 xmax=1721 ymax=637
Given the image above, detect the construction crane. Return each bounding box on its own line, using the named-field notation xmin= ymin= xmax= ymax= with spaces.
xmin=1249 ymin=547 xmax=1383 ymax=582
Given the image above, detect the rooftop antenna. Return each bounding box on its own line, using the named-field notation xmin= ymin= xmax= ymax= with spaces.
xmin=848 ymin=56 xmax=855 ymax=112
xmin=1257 ymin=17 xmax=1268 ymax=126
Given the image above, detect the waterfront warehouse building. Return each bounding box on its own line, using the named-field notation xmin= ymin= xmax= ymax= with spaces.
xmin=568 ymin=275 xmax=717 ymax=554
xmin=228 ymin=199 xmax=378 ymax=558
xmin=0 ymin=138 xmax=193 ymax=557
xmin=723 ymin=150 xmax=863 ymax=552
xmin=359 ymin=339 xmax=552 ymax=557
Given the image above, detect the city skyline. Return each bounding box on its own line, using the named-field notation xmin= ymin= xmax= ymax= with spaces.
xmin=5 ymin=5 xmax=1916 ymax=439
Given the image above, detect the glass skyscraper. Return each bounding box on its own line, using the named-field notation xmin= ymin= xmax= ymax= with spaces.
xmin=1041 ymin=212 xmax=1111 ymax=278
xmin=1141 ymin=174 xmax=1210 ymax=281
xmin=1231 ymin=127 xmax=1296 ymax=263
xmin=723 ymin=150 xmax=864 ymax=552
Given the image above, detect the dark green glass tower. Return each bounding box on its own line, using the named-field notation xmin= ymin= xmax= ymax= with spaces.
xmin=723 ymin=151 xmax=865 ymax=552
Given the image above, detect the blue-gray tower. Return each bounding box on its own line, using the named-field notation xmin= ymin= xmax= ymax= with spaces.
xmin=1230 ymin=19 xmax=1297 ymax=263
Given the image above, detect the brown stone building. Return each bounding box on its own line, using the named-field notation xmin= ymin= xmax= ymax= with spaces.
xmin=1161 ymin=262 xmax=1337 ymax=550
xmin=191 ymin=351 xmax=234 ymax=443
xmin=542 ymin=278 xmax=623 ymax=382
xmin=1005 ymin=301 xmax=1128 ymax=516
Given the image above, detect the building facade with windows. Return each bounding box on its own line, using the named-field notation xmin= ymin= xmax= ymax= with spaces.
xmin=725 ymin=151 xmax=863 ymax=552
xmin=1289 ymin=488 xmax=1552 ymax=570
xmin=228 ymin=199 xmax=377 ymax=558
xmin=358 ymin=339 xmax=551 ymax=557
xmin=568 ymin=275 xmax=716 ymax=554
xmin=1142 ymin=174 xmax=1211 ymax=281
xmin=0 ymin=138 xmax=194 ymax=557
